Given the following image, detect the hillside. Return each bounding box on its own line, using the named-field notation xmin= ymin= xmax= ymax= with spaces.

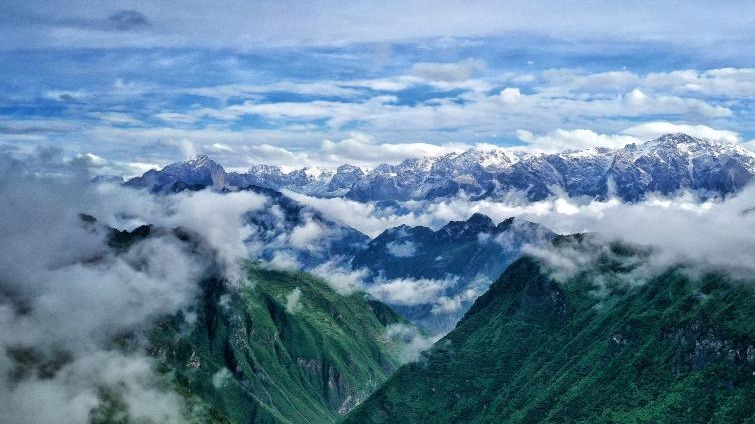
xmin=344 ymin=236 xmax=755 ymax=423
xmin=147 ymin=263 xmax=405 ymax=424
xmin=98 ymin=223 xmax=406 ymax=424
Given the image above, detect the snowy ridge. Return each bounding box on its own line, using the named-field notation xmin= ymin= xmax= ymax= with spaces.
xmin=125 ymin=134 xmax=755 ymax=201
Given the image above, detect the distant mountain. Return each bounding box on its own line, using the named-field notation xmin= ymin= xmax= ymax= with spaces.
xmin=344 ymin=235 xmax=755 ymax=424
xmin=125 ymin=155 xmax=227 ymax=193
xmin=352 ymin=213 xmax=555 ymax=334
xmin=125 ymin=134 xmax=755 ymax=202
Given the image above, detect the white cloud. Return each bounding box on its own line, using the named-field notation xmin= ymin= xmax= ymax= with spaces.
xmin=4 ymin=1 xmax=754 ymax=50
xmin=285 ymin=287 xmax=303 ymax=314
xmin=211 ymin=368 xmax=233 ymax=389
xmin=291 ymin=181 xmax=755 ymax=283
xmin=499 ymin=87 xmax=523 ymax=104
xmin=89 ymin=112 xmax=144 ymax=126
xmin=156 ymin=189 xmax=267 ymax=284
xmin=265 ymin=251 xmax=301 ymax=271
xmin=288 ymin=218 xmax=328 ymax=251
xmin=367 ymin=277 xmax=456 ymax=306
xmin=310 ymin=261 xmax=368 ymax=295
xmin=319 ymin=133 xmax=471 ymax=167
xmin=431 ymin=287 xmax=480 ymax=314
xmin=385 ymin=323 xmax=440 ymax=364
xmin=386 ymin=240 xmax=417 ymax=257
xmin=622 ymin=122 xmax=742 ymax=144
xmin=0 ymin=152 xmax=204 ymax=424
xmin=516 ymin=128 xmax=639 ymax=153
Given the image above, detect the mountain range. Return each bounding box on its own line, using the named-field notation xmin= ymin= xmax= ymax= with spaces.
xmin=111 ymin=133 xmax=755 ymax=423
xmin=126 ymin=133 xmax=755 ymax=202
xmin=124 ymin=164 xmax=555 ymax=334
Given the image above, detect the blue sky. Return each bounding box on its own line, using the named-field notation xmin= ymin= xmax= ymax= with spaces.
xmin=2 ymin=0 xmax=755 ymax=175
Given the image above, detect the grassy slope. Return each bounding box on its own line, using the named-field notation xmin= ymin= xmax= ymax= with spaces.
xmin=151 ymin=263 xmax=404 ymax=424
xmin=345 ymin=247 xmax=755 ymax=423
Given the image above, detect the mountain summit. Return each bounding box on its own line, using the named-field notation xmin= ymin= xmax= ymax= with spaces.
xmin=125 ymin=154 xmax=227 ymax=193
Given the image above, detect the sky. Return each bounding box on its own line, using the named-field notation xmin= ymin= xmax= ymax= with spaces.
xmin=3 ymin=1 xmax=755 ymax=175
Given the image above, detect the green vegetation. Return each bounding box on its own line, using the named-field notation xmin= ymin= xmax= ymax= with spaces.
xmin=345 ymin=238 xmax=755 ymax=423
xmin=150 ymin=263 xmax=404 ymax=424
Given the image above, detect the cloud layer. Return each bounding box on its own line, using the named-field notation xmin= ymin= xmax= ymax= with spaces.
xmin=3 ymin=1 xmax=754 ymax=50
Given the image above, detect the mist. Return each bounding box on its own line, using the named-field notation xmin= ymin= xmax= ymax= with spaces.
xmin=290 ymin=186 xmax=755 ymax=279
xmin=0 ymin=150 xmax=273 ymax=423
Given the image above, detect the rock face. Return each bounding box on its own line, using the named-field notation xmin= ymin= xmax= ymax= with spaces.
xmin=125 ymin=134 xmax=755 ymax=202
xmin=343 ymin=236 xmax=755 ymax=424
xmin=352 ymin=213 xmax=555 ymax=334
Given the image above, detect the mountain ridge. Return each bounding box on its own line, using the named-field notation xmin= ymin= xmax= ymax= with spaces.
xmin=124 ymin=134 xmax=755 ymax=202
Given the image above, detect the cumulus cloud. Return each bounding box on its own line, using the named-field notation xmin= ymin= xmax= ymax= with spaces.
xmin=285 ymin=191 xmax=436 ymax=237
xmin=211 ymin=368 xmax=233 ymax=389
xmin=309 ymin=259 xmax=471 ymax=314
xmin=431 ymin=286 xmax=485 ymax=315
xmin=0 ymin=150 xmax=332 ymax=423
xmin=287 ymin=218 xmax=328 ymax=251
xmin=265 ymin=251 xmax=302 ymax=271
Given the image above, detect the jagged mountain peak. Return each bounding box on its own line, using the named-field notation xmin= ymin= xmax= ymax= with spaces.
xmin=163 ymin=154 xmax=221 ymax=170
xmin=653 ymin=132 xmax=704 ymax=144
xmin=439 ymin=213 xmax=497 ymax=238
xmin=636 ymin=133 xmax=735 ymax=155
xmin=184 ymin=153 xmax=215 ymax=166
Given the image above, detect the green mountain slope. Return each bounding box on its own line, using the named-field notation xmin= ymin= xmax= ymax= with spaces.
xmin=149 ymin=263 xmax=405 ymax=424
xmin=344 ymin=236 xmax=755 ymax=424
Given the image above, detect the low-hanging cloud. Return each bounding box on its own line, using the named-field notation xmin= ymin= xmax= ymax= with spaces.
xmin=384 ymin=324 xmax=440 ymax=364
xmin=89 ymin=183 xmax=268 ymax=285
xmin=291 ymin=185 xmax=755 ymax=281
xmin=0 ymin=151 xmax=207 ymax=424
xmin=366 ymin=277 xmax=457 ymax=306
